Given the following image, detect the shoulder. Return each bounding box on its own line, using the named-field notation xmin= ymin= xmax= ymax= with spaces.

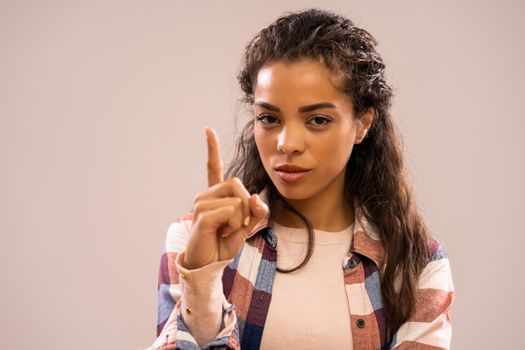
xmin=164 ymin=212 xmax=194 ymax=253
xmin=428 ymin=235 xmax=448 ymax=263
xmin=418 ymin=235 xmax=454 ymax=291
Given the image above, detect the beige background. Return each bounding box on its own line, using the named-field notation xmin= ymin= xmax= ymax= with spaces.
xmin=1 ymin=0 xmax=523 ymax=349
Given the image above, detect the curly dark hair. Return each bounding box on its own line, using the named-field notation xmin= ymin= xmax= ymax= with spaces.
xmin=224 ymin=8 xmax=431 ymax=338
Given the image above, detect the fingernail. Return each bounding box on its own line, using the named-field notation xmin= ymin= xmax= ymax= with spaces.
xmin=244 ymin=216 xmax=251 ymax=226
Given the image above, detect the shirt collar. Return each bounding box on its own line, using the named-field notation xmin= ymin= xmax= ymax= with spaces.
xmin=246 ymin=186 xmax=385 ymax=266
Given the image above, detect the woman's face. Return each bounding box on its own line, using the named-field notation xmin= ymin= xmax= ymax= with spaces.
xmin=253 ymin=59 xmax=372 ymax=203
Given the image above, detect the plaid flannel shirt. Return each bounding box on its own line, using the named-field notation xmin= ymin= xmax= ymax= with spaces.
xmin=148 ymin=193 xmax=454 ymax=350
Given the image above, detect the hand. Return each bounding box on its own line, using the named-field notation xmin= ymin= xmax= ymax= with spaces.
xmin=183 ymin=127 xmax=269 ymax=270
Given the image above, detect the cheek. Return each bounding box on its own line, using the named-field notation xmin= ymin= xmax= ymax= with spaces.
xmin=325 ymin=144 xmax=348 ymax=162
xmin=318 ymin=134 xmax=354 ymax=168
xmin=253 ymin=130 xmax=272 ymax=162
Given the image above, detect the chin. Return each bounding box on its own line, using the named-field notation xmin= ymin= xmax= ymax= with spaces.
xmin=272 ymin=182 xmax=312 ymax=201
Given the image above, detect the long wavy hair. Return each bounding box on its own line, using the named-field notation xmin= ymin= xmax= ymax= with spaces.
xmin=224 ymin=8 xmax=430 ymax=338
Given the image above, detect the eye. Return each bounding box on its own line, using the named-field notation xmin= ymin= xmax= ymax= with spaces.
xmin=255 ymin=114 xmax=279 ymax=125
xmin=308 ymin=115 xmax=333 ymax=126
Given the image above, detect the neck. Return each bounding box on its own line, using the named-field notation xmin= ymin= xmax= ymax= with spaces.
xmin=274 ymin=187 xmax=354 ymax=233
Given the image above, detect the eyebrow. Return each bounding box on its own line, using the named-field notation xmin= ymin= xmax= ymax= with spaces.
xmin=254 ymin=101 xmax=336 ymax=113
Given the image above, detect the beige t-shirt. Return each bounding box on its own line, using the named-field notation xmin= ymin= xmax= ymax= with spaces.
xmin=259 ymin=222 xmax=354 ymax=349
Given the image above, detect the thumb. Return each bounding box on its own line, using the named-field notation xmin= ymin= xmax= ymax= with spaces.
xmin=235 ymin=194 xmax=268 ymax=239
xmin=250 ymin=193 xmax=269 ymax=218
xmin=221 ymin=194 xmax=269 ymax=239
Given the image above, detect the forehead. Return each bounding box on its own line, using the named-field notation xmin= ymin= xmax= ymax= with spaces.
xmin=254 ymin=60 xmax=347 ymax=105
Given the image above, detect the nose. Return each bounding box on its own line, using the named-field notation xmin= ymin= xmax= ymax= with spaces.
xmin=276 ymin=124 xmax=306 ymax=155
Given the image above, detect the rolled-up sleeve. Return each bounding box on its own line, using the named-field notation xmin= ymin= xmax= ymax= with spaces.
xmin=147 ymin=217 xmax=241 ymax=350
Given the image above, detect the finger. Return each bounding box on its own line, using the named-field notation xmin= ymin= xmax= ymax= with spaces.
xmin=206 ymin=127 xmax=224 ymax=187
xmin=195 ymin=205 xmax=236 ymax=237
xmin=220 ymin=224 xmax=248 ymax=239
xmin=221 ymin=194 xmax=269 ymax=238
xmin=193 ymin=197 xmax=244 ymax=230
xmin=251 ymin=194 xmax=269 ymax=218
xmin=200 ymin=177 xmax=251 ymax=226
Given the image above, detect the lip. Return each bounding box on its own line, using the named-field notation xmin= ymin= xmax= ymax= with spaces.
xmin=274 ymin=164 xmax=311 ymax=172
xmin=274 ymin=169 xmax=312 ymax=184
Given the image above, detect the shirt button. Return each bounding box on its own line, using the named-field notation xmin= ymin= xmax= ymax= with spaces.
xmin=356 ymin=318 xmax=366 ymax=328
xmin=186 ymin=307 xmax=192 ymax=315
xmin=348 ymin=258 xmax=357 ymax=268
xmin=180 ymin=273 xmax=187 ymax=280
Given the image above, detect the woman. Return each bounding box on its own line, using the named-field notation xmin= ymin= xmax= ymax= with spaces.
xmin=149 ymin=8 xmax=454 ymax=350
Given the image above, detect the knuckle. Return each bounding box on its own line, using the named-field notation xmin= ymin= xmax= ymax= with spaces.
xmin=193 ymin=201 xmax=203 ymax=213
xmin=229 ymin=177 xmax=249 ymax=198
xmin=199 ymin=213 xmax=212 ymax=226
xmin=208 ymin=160 xmax=223 ymax=170
xmin=230 ymin=198 xmax=242 ymax=213
xmin=230 ymin=176 xmax=242 ymax=186
xmin=193 ymin=192 xmax=204 ymax=202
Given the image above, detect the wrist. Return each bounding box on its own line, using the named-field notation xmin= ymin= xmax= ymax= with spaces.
xmin=182 ymin=254 xmax=203 ymax=270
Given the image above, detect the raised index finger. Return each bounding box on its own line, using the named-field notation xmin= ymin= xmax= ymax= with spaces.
xmin=206 ymin=127 xmax=224 ymax=187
